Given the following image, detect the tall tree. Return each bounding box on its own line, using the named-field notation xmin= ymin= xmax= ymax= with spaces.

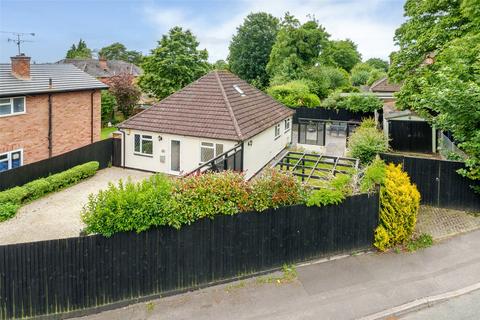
xmin=138 ymin=27 xmax=210 ymax=100
xmin=66 ymin=39 xmax=92 ymax=59
xmin=212 ymin=59 xmax=229 ymax=70
xmin=319 ymin=39 xmax=361 ymax=72
xmin=392 ymin=0 xmax=480 ymax=188
xmin=109 ymin=73 xmax=141 ymax=119
xmin=267 ymin=14 xmax=330 ymax=84
xmin=365 ymin=58 xmax=389 ymax=72
xmin=389 ymin=0 xmax=471 ymax=82
xmin=228 ymin=12 xmax=279 ymax=88
xmin=99 ymin=42 xmax=143 ymax=65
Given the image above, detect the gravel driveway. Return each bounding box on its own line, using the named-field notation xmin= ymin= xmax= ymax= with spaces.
xmin=0 ymin=167 xmax=152 ymax=245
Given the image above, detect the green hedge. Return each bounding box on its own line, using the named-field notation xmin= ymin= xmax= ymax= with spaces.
xmin=82 ymin=169 xmax=307 ymax=237
xmin=0 ymin=161 xmax=99 ymax=222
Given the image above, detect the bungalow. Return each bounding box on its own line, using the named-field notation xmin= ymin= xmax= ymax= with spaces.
xmin=118 ymin=70 xmax=294 ymax=179
xmin=0 ymin=55 xmax=107 ymax=171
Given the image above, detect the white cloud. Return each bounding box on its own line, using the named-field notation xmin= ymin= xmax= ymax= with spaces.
xmin=144 ymin=0 xmax=401 ymax=62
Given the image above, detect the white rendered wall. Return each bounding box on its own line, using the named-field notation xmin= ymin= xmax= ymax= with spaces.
xmin=243 ymin=117 xmax=292 ymax=179
xmin=121 ymin=129 xmax=236 ymax=175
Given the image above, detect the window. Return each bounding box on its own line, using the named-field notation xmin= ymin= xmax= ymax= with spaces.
xmin=201 ymin=142 xmax=224 ymax=163
xmin=274 ymin=123 xmax=281 ymax=139
xmin=0 ymin=97 xmax=25 ymax=117
xmin=0 ymin=149 xmax=23 ymax=172
xmin=134 ymin=134 xmax=153 ymax=156
xmin=284 ymin=118 xmax=291 ymax=132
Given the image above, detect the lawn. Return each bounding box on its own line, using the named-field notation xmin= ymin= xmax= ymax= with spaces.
xmin=101 ymin=127 xmax=117 ymax=140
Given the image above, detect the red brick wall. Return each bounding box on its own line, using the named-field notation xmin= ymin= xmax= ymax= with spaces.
xmin=0 ymin=90 xmax=101 ymax=165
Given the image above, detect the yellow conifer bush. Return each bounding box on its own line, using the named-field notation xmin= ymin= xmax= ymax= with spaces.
xmin=374 ymin=163 xmax=421 ymax=251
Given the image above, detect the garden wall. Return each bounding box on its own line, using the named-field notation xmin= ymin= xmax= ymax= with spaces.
xmin=0 ymin=193 xmax=379 ymax=319
xmin=380 ymin=153 xmax=480 ymax=211
xmin=0 ymin=139 xmax=113 ymax=191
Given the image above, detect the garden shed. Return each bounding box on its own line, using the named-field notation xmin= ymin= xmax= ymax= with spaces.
xmin=117 ymin=70 xmax=294 ymax=179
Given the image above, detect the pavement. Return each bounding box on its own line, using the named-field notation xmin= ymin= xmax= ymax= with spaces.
xmin=0 ymin=167 xmax=152 ymax=245
xmin=400 ymin=289 xmax=480 ymax=320
xmin=73 ymin=228 xmax=480 ymax=320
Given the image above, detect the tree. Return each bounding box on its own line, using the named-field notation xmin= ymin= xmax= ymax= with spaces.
xmin=66 ymin=39 xmax=92 ymax=59
xmin=98 ymin=42 xmax=143 ymax=65
xmin=267 ymin=14 xmax=330 ymax=83
xmin=392 ymin=0 xmax=480 ymax=189
xmin=138 ymin=27 xmax=210 ymax=100
xmin=212 ymin=59 xmax=229 ymax=70
xmin=319 ymin=39 xmax=361 ymax=72
xmin=350 ymin=62 xmax=385 ymax=86
xmin=267 ymin=80 xmax=320 ymax=108
xmin=301 ymin=65 xmax=350 ymax=98
xmin=389 ymin=0 xmax=472 ymax=82
xmin=100 ymin=90 xmax=116 ymax=124
xmin=365 ymin=58 xmax=389 ymax=72
xmin=228 ymin=12 xmax=279 ymax=88
xmin=109 ymin=73 xmax=141 ymax=119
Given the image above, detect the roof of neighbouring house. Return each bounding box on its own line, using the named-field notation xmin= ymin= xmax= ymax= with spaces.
xmin=56 ymin=59 xmax=142 ymax=78
xmin=369 ymin=77 xmax=401 ymax=93
xmin=118 ymin=70 xmax=295 ymax=141
xmin=0 ymin=63 xmax=108 ymax=97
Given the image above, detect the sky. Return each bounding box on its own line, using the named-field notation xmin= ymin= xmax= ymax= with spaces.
xmin=0 ymin=0 xmax=406 ymax=64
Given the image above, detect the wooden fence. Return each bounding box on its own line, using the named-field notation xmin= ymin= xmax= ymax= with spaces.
xmin=0 ymin=139 xmax=113 ymax=191
xmin=380 ymin=153 xmax=480 ymax=211
xmin=0 ymin=193 xmax=379 ymax=319
xmin=292 ymin=107 xmax=374 ymax=123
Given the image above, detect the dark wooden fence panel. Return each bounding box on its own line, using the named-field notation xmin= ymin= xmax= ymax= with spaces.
xmin=388 ymin=120 xmax=433 ymax=153
xmin=0 ymin=139 xmax=113 ymax=191
xmin=0 ymin=193 xmax=378 ymax=319
xmin=292 ymin=107 xmax=374 ymax=123
xmin=380 ymin=153 xmax=480 ymax=211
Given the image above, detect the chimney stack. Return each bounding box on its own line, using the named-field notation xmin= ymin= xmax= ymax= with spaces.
xmin=11 ymin=54 xmax=31 ymax=80
xmin=99 ymin=57 xmax=108 ymax=70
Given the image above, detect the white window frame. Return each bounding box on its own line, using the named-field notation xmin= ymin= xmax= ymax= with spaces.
xmin=0 ymin=149 xmax=23 ymax=172
xmin=274 ymin=123 xmax=281 ymax=139
xmin=0 ymin=96 xmax=26 ymax=118
xmin=133 ymin=134 xmax=153 ymax=156
xmin=200 ymin=142 xmax=224 ymax=164
xmin=284 ymin=118 xmax=291 ymax=133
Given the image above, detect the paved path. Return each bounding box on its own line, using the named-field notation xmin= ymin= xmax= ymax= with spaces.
xmin=416 ymin=205 xmax=480 ymax=240
xmin=75 ymin=229 xmax=480 ymax=320
xmin=0 ymin=167 xmax=151 ymax=245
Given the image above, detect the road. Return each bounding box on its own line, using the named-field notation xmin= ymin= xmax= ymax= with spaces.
xmin=401 ymin=289 xmax=480 ymax=320
xmin=74 ymin=229 xmax=480 ymax=320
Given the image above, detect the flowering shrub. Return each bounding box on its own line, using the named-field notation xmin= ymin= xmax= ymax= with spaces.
xmin=82 ymin=170 xmax=308 ymax=236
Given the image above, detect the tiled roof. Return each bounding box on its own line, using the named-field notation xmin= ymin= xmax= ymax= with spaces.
xmin=0 ymin=63 xmax=108 ymax=97
xmin=119 ymin=70 xmax=295 ymax=141
xmin=369 ymin=77 xmax=401 ymax=93
xmin=56 ymin=59 xmax=142 ymax=78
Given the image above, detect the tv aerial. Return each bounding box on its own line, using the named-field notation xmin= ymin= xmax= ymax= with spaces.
xmin=1 ymin=31 xmax=35 ymax=55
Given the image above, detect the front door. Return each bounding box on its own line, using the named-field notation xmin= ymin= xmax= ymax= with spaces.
xmin=171 ymin=140 xmax=180 ymax=172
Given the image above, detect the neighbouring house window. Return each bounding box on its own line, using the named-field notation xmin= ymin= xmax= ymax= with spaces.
xmin=201 ymin=142 xmax=224 ymax=163
xmin=0 ymin=149 xmax=23 ymax=172
xmin=284 ymin=118 xmax=291 ymax=132
xmin=0 ymin=97 xmax=25 ymax=117
xmin=274 ymin=123 xmax=281 ymax=139
xmin=134 ymin=134 xmax=153 ymax=155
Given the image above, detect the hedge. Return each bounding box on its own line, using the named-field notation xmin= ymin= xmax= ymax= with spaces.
xmin=0 ymin=161 xmax=99 ymax=221
xmin=82 ymin=169 xmax=308 ymax=237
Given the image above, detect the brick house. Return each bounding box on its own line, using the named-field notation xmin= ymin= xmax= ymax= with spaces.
xmin=0 ymin=55 xmax=107 ymax=171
